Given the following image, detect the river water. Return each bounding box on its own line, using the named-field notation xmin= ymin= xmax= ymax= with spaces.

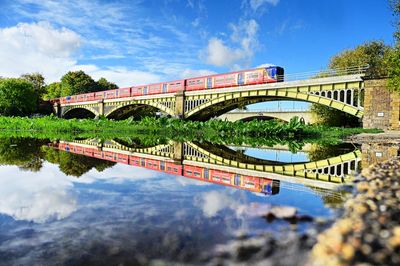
xmin=0 ymin=137 xmax=391 ymax=265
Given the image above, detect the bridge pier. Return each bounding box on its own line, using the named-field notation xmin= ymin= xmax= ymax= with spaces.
xmin=53 ymin=103 xmax=61 ymax=117
xmin=98 ymin=100 xmax=104 ymax=116
xmin=175 ymin=91 xmax=185 ymax=119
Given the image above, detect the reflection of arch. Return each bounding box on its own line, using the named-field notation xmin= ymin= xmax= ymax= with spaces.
xmin=63 ymin=107 xmax=97 ymax=119
xmin=105 ymin=101 xmax=175 ymax=119
xmin=184 ymin=142 xmax=361 ymax=183
xmin=185 ymin=89 xmax=363 ymax=120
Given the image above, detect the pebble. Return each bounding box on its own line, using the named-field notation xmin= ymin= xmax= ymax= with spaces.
xmin=309 ymin=156 xmax=400 ymax=266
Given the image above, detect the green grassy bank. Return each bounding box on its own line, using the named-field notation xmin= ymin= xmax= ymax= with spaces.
xmin=0 ymin=116 xmax=381 ymax=145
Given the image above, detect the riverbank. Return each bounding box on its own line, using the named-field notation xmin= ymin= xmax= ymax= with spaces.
xmin=309 ymin=156 xmax=400 ymax=266
xmin=0 ymin=115 xmax=381 ymax=143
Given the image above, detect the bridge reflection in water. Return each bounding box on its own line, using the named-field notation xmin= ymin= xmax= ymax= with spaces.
xmin=49 ymin=139 xmax=361 ymax=200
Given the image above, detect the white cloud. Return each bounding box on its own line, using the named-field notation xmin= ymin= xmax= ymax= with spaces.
xmin=197 ymin=190 xmax=248 ymax=218
xmin=202 ymin=19 xmax=259 ymax=68
xmin=0 ymin=164 xmax=77 ymax=223
xmin=249 ymin=0 xmax=280 ymax=11
xmin=0 ymin=21 xmax=80 ymax=82
xmin=70 ymin=64 xmax=161 ymax=87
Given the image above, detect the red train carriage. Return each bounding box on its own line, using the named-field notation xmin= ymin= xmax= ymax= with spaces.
xmin=128 ymin=155 xmax=182 ymax=175
xmin=183 ymin=165 xmax=277 ymax=194
xmin=76 ymin=93 xmax=95 ymax=102
xmin=94 ymin=91 xmax=105 ymax=100
xmin=116 ymin=87 xmax=131 ymax=98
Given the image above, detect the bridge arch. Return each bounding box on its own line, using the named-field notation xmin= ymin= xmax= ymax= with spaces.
xmin=104 ymin=102 xmax=175 ymax=119
xmin=185 ymin=89 xmax=363 ymax=120
xmin=62 ymin=106 xmax=98 ymax=119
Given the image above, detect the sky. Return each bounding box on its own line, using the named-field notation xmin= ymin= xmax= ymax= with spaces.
xmin=0 ymin=0 xmax=395 ymax=89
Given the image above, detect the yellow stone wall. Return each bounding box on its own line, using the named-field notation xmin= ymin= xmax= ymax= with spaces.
xmin=363 ymin=79 xmax=400 ymax=130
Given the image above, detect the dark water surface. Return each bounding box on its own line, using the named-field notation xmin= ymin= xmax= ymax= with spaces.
xmin=0 ymin=138 xmax=358 ymax=265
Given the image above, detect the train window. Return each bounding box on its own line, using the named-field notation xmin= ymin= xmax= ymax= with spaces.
xmin=186 ymin=170 xmax=192 ymax=175
xmin=194 ymin=172 xmax=200 ymax=177
xmin=167 ymin=167 xmax=172 ymax=171
xmin=174 ymin=168 xmax=178 ymax=172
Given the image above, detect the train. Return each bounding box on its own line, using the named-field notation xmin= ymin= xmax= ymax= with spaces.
xmin=59 ymin=66 xmax=284 ymax=104
xmin=53 ymin=142 xmax=279 ymax=195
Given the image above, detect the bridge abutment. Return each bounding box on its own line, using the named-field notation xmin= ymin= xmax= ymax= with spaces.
xmin=363 ymin=79 xmax=400 ymax=130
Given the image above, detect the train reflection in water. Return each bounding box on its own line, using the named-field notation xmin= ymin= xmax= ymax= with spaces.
xmin=52 ymin=141 xmax=279 ymax=196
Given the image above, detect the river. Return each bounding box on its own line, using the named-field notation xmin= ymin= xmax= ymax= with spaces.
xmin=0 ymin=137 xmax=397 ymax=265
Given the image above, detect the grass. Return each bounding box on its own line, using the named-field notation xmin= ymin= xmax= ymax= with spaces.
xmin=0 ymin=115 xmax=382 ymax=146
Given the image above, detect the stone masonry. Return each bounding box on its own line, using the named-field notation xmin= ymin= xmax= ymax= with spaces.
xmin=363 ymin=79 xmax=400 ymax=130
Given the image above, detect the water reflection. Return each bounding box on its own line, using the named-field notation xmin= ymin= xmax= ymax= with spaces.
xmin=0 ymin=137 xmax=382 ymax=265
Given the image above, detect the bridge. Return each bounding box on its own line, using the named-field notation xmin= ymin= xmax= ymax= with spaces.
xmin=53 ymin=139 xmax=361 ymax=189
xmin=54 ymin=72 xmax=366 ymax=121
xmin=218 ymin=108 xmax=315 ymax=123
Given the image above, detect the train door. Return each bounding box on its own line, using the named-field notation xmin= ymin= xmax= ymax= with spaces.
xmin=140 ymin=158 xmax=146 ymax=167
xmin=262 ymin=183 xmax=272 ymax=195
xmin=237 ymin=73 xmax=244 ymax=85
xmin=160 ymin=161 xmax=165 ymax=171
xmin=204 ymin=168 xmax=209 ymax=180
xmin=162 ymin=84 xmax=167 ymax=93
xmin=143 ymin=86 xmax=148 ymax=95
xmin=206 ymin=77 xmax=212 ymax=89
xmin=234 ymin=174 xmax=241 ymax=186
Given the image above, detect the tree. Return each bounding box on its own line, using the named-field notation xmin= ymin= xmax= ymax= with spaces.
xmin=60 ymin=70 xmax=97 ymax=96
xmin=386 ymin=0 xmax=400 ymax=92
xmin=0 ymin=78 xmax=38 ymax=116
xmin=44 ymin=82 xmax=62 ymax=100
xmin=97 ymin=77 xmax=118 ymax=91
xmin=20 ymin=72 xmax=46 ymax=99
xmin=311 ymin=41 xmax=392 ymax=126
xmin=329 ymin=41 xmax=390 ymax=78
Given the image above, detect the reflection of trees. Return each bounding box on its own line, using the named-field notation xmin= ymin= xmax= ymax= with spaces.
xmin=0 ymin=140 xmax=116 ymax=177
xmin=307 ymin=143 xmax=357 ymax=162
xmin=0 ymin=138 xmax=46 ymax=171
xmin=58 ymin=152 xmax=116 ymax=177
xmin=41 ymin=146 xmax=116 ymax=177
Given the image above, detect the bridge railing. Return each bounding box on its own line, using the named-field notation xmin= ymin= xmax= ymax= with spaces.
xmin=229 ymin=108 xmax=310 ymax=113
xmin=279 ymin=65 xmax=369 ymax=82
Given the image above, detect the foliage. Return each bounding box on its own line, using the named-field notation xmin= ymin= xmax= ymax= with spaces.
xmin=60 ymin=70 xmax=97 ymax=96
xmin=387 ymin=0 xmax=400 ymax=93
xmin=329 ymin=41 xmax=390 ymax=78
xmin=0 ymin=78 xmax=38 ymax=116
xmin=0 ymin=116 xmax=381 ymax=146
xmin=20 ymin=73 xmax=46 ymax=99
xmin=310 ymin=104 xmax=359 ymax=127
xmin=44 ymin=82 xmax=62 ymax=100
xmin=96 ymin=77 xmax=118 ymax=91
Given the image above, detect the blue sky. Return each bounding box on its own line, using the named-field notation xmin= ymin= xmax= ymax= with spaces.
xmin=0 ymin=0 xmax=395 ymax=88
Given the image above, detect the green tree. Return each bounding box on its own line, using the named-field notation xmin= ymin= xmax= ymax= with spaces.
xmin=44 ymin=82 xmax=62 ymax=100
xmin=386 ymin=0 xmax=400 ymax=92
xmin=20 ymin=72 xmax=46 ymax=99
xmin=312 ymin=41 xmax=391 ymax=126
xmin=0 ymin=78 xmax=38 ymax=116
xmin=60 ymin=70 xmax=97 ymax=96
xmin=96 ymin=77 xmax=118 ymax=91
xmin=329 ymin=40 xmax=390 ymax=78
